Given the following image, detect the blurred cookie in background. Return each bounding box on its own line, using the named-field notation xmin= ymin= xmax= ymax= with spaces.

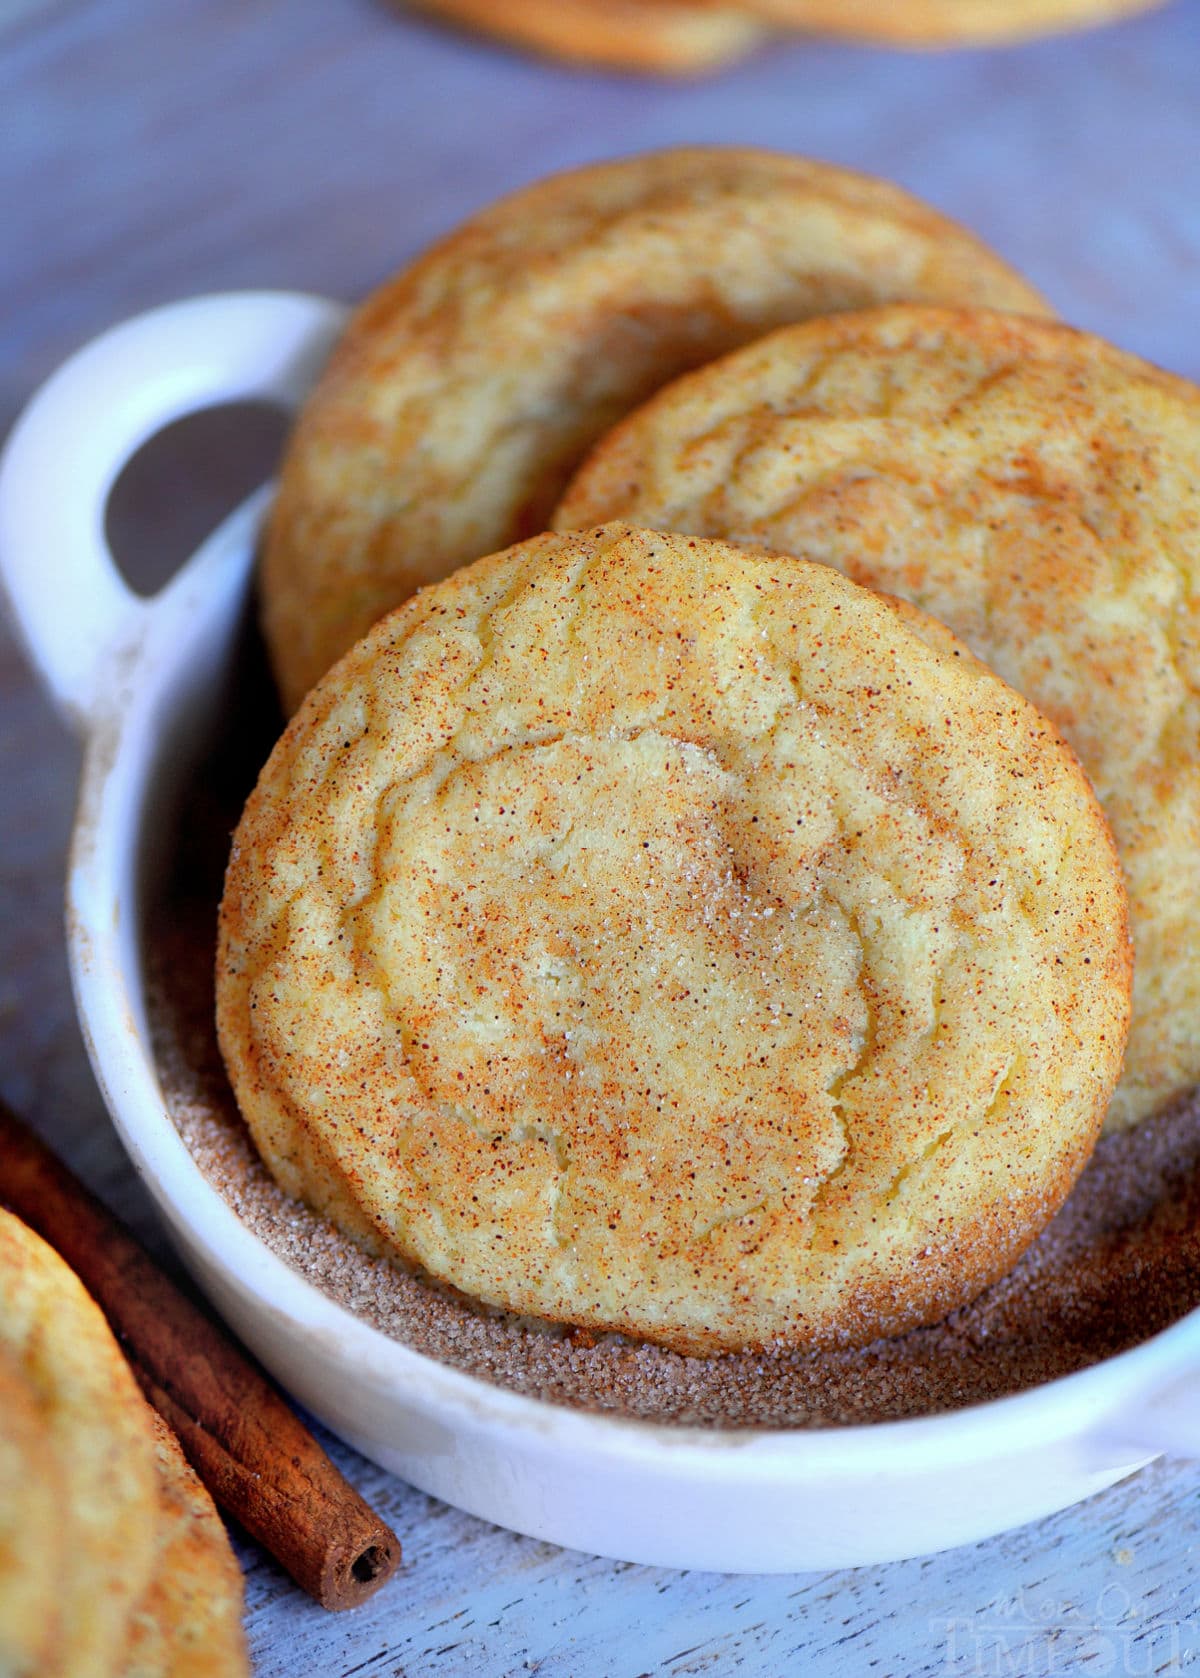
xmin=401 ymin=0 xmax=769 ymax=73
xmin=740 ymin=0 xmax=1167 ymax=46
xmin=395 ymin=0 xmax=1168 ymax=70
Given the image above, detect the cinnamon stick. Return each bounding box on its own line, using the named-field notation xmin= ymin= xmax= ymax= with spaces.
xmin=0 ymin=1097 xmax=401 ymax=1610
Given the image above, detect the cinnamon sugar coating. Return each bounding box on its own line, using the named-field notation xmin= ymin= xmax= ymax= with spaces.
xmin=0 ymin=1214 xmax=249 ymax=1677
xmin=0 ymin=1211 xmax=159 ymax=1678
xmin=122 ymin=1414 xmax=251 ymax=1678
xmin=0 ymin=1348 xmax=63 ymax=1677
xmin=219 ymin=525 xmax=1129 ymax=1355
xmin=555 ymin=305 xmax=1200 ymax=1131
xmin=260 ymin=147 xmax=1049 ymax=712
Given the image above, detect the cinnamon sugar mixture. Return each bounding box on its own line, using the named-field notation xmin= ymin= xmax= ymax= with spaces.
xmin=147 ymin=658 xmax=1200 ymax=1428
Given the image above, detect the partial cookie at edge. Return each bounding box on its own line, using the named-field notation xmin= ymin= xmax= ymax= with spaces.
xmin=400 ymin=0 xmax=769 ymax=73
xmin=0 ymin=1209 xmax=159 ymax=1678
xmin=737 ymin=0 xmax=1167 ymax=45
xmin=122 ymin=1411 xmax=250 ymax=1678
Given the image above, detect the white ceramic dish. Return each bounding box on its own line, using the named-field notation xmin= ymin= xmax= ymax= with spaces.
xmin=2 ymin=291 xmax=1198 ymax=1573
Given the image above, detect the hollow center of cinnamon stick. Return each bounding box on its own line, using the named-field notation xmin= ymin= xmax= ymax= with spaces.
xmin=351 ymin=1546 xmax=389 ymax=1585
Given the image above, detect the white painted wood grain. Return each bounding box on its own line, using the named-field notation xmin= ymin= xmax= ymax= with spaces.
xmin=4 ymin=1 xmax=1200 ymax=1671
xmin=234 ymin=1434 xmax=1200 ymax=1677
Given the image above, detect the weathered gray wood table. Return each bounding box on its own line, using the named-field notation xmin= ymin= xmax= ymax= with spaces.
xmin=3 ymin=2 xmax=1200 ymax=1672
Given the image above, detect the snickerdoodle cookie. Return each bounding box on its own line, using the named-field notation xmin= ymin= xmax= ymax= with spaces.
xmin=0 ymin=1208 xmax=159 ymax=1678
xmin=402 ymin=0 xmax=769 ymax=74
xmin=738 ymin=0 xmax=1165 ymax=45
xmin=554 ymin=305 xmax=1200 ymax=1131
xmin=122 ymin=1412 xmax=252 ymax=1678
xmin=0 ymin=1210 xmax=249 ymax=1678
xmin=260 ymin=147 xmax=1050 ymax=712
xmin=220 ymin=524 xmax=1129 ymax=1355
xmin=0 ymin=1346 xmax=63 ymax=1677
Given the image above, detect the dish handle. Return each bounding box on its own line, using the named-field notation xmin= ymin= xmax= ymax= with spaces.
xmin=0 ymin=291 xmax=345 ymax=734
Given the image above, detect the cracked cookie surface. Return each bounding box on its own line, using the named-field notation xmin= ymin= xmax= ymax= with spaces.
xmin=220 ymin=525 xmax=1129 ymax=1354
xmin=260 ymin=146 xmax=1049 ymax=713
xmin=555 ymin=306 xmax=1200 ymax=1132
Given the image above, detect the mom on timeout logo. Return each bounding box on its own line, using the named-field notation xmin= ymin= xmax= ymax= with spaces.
xmin=930 ymin=1581 xmax=1200 ymax=1675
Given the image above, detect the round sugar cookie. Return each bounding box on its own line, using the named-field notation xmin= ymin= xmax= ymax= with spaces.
xmin=260 ymin=146 xmax=1050 ymax=712
xmin=0 ymin=1349 xmax=63 ymax=1678
xmin=123 ymin=1412 xmax=250 ymax=1678
xmin=554 ymin=305 xmax=1200 ymax=1132
xmin=400 ymin=0 xmax=769 ymax=74
xmin=220 ymin=524 xmax=1130 ymax=1355
xmin=0 ymin=1209 xmax=159 ymax=1678
xmin=738 ymin=0 xmax=1166 ymax=45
